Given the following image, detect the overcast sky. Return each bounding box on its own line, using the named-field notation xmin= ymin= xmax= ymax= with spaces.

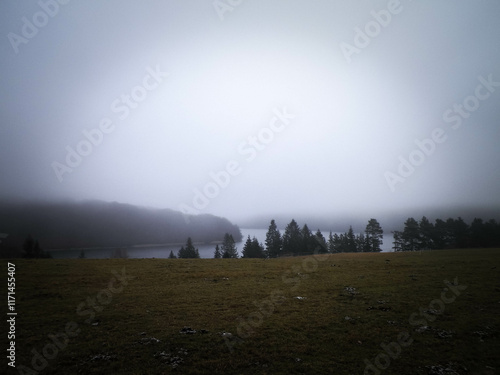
xmin=1 ymin=0 xmax=499 ymax=224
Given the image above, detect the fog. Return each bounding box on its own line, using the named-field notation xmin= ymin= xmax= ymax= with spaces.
xmin=1 ymin=1 xmax=499 ymax=227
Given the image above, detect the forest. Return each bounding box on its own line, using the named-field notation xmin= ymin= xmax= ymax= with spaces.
xmin=392 ymin=216 xmax=500 ymax=251
xmin=173 ymin=218 xmax=386 ymax=259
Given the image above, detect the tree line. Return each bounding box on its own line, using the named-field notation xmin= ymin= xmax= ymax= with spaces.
xmin=265 ymin=218 xmax=384 ymax=257
xmin=169 ymin=218 xmax=385 ymax=259
xmin=171 ymin=233 xmax=239 ymax=259
xmin=392 ymin=216 xmax=500 ymax=251
xmin=22 ymin=235 xmax=52 ymax=258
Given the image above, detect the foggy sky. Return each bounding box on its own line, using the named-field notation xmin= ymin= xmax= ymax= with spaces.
xmin=1 ymin=0 xmax=499 ymax=225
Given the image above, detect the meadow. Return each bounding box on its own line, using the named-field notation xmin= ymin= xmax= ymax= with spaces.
xmin=7 ymin=248 xmax=500 ymax=374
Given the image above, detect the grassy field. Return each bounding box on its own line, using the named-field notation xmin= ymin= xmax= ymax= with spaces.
xmin=4 ymin=249 xmax=500 ymax=374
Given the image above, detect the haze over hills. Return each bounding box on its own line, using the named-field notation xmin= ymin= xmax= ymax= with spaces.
xmin=0 ymin=200 xmax=242 ymax=251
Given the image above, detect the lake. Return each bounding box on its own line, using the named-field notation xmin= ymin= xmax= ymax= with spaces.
xmin=49 ymin=228 xmax=394 ymax=259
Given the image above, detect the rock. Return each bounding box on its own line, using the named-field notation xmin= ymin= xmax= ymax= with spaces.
xmin=140 ymin=337 xmax=161 ymax=345
xmin=180 ymin=326 xmax=197 ymax=334
xmin=425 ymin=364 xmax=460 ymax=375
xmin=89 ymin=353 xmax=116 ymax=362
xmin=424 ymin=309 xmax=441 ymax=316
xmin=435 ymin=329 xmax=453 ymax=339
xmin=416 ymin=325 xmax=431 ymax=333
xmin=344 ymin=286 xmax=357 ymax=295
xmin=155 ymin=350 xmax=185 ymax=368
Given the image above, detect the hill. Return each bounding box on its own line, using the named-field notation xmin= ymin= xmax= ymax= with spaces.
xmin=0 ymin=200 xmax=242 ymax=251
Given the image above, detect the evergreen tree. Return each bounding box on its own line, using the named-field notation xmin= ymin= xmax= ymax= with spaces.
xmin=339 ymin=233 xmax=347 ymax=252
xmin=451 ymin=217 xmax=470 ymax=248
xmin=470 ymin=218 xmax=485 ymax=247
xmin=168 ymin=250 xmax=177 ymax=259
xmin=282 ymin=219 xmax=302 ymax=256
xmin=392 ymin=231 xmax=404 ymax=251
xmin=314 ymin=229 xmax=328 ymax=253
xmin=22 ymin=235 xmax=51 ymax=258
xmin=301 ymin=224 xmax=314 ymax=254
xmin=365 ymin=218 xmax=383 ymax=252
xmin=242 ymin=236 xmax=266 ymax=258
xmin=242 ymin=236 xmax=252 ymax=258
xmin=346 ymin=226 xmax=357 ymax=252
xmin=328 ymin=231 xmax=335 ymax=253
xmin=265 ymin=219 xmax=282 ymax=258
xmin=221 ymin=233 xmax=238 ymax=258
xmin=418 ymin=216 xmax=434 ymax=249
xmin=178 ymin=237 xmax=200 ymax=258
xmin=433 ymin=219 xmax=452 ymax=249
xmin=254 ymin=237 xmax=267 ymax=258
xmin=402 ymin=218 xmax=421 ymax=251
xmin=78 ymin=250 xmax=86 ymax=259
xmin=356 ymin=232 xmax=367 ymax=252
xmin=332 ymin=233 xmax=341 ymax=253
xmin=213 ymin=244 xmax=222 ymax=259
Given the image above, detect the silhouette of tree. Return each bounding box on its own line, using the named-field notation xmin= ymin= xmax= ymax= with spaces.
xmin=282 ymin=219 xmax=302 ymax=256
xmin=265 ymin=219 xmax=282 ymax=258
xmin=178 ymin=237 xmax=200 ymax=258
xmin=213 ymin=244 xmax=222 ymax=259
xmin=365 ymin=218 xmax=383 ymax=252
xmin=221 ymin=233 xmax=238 ymax=258
xmin=242 ymin=236 xmax=266 ymax=258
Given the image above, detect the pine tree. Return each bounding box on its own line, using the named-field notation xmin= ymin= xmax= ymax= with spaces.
xmin=178 ymin=237 xmax=200 ymax=258
xmin=339 ymin=233 xmax=347 ymax=252
xmin=328 ymin=231 xmax=335 ymax=253
xmin=402 ymin=218 xmax=420 ymax=251
xmin=168 ymin=250 xmax=177 ymax=259
xmin=214 ymin=244 xmax=222 ymax=259
xmin=242 ymin=236 xmax=253 ymax=258
xmin=332 ymin=233 xmax=341 ymax=253
xmin=392 ymin=231 xmax=404 ymax=251
xmin=314 ymin=229 xmax=328 ymax=253
xmin=451 ymin=217 xmax=470 ymax=248
xmin=282 ymin=219 xmax=302 ymax=256
xmin=265 ymin=219 xmax=282 ymax=258
xmin=365 ymin=218 xmax=383 ymax=252
xmin=78 ymin=250 xmax=86 ymax=259
xmin=242 ymin=236 xmax=266 ymax=258
xmin=419 ymin=216 xmax=434 ymax=249
xmin=221 ymin=233 xmax=238 ymax=258
xmin=252 ymin=237 xmax=267 ymax=258
xmin=346 ymin=226 xmax=357 ymax=252
xmin=301 ymin=224 xmax=314 ymax=254
xmin=356 ymin=233 xmax=366 ymax=252
xmin=22 ymin=236 xmax=51 ymax=258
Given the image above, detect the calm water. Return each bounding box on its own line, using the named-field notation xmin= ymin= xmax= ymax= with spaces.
xmin=49 ymin=229 xmax=394 ymax=259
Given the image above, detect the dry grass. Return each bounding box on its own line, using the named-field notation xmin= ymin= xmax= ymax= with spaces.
xmin=6 ymin=248 xmax=500 ymax=374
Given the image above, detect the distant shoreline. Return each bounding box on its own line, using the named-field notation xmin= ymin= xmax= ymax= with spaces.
xmin=46 ymin=240 xmax=222 ymax=252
